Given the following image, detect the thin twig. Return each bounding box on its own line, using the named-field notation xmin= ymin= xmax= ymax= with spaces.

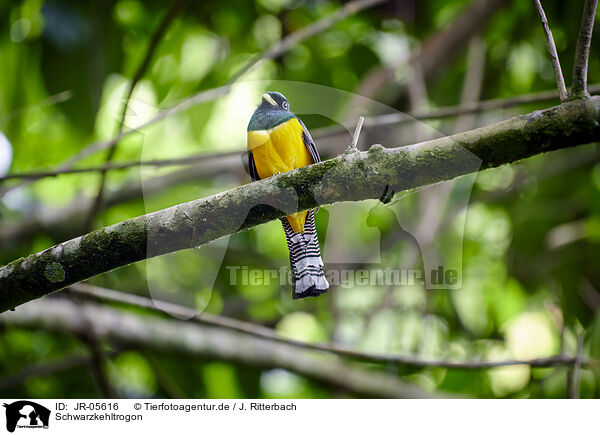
xmin=69 ymin=283 xmax=589 ymax=370
xmin=348 ymin=116 xmax=365 ymax=151
xmin=316 ymin=84 xmax=600 ymax=139
xmin=0 ymin=150 xmax=243 ymax=182
xmin=0 ymin=90 xmax=73 ymax=124
xmin=83 ymin=0 xmax=188 ymax=232
xmin=572 ymin=0 xmax=598 ymax=97
xmin=532 ymin=0 xmax=569 ymax=102
xmin=57 ymin=87 xmax=230 ymax=173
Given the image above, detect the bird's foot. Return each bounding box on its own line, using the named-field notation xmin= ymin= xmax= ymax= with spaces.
xmin=379 ymin=184 xmax=395 ymax=204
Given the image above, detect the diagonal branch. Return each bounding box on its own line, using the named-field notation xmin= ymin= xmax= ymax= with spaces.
xmin=69 ymin=283 xmax=587 ymax=370
xmin=572 ymin=0 xmax=599 ymax=98
xmin=1 ymin=97 xmax=600 ymax=313
xmin=0 ymin=297 xmax=438 ymax=398
xmin=532 ymin=0 xmax=569 ymax=102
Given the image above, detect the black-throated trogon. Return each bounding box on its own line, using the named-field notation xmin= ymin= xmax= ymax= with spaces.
xmin=247 ymin=91 xmax=329 ymax=299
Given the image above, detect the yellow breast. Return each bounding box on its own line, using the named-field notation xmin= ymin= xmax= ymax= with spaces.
xmin=247 ymin=117 xmax=313 ymax=233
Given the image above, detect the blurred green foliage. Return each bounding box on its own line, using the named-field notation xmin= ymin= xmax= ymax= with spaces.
xmin=0 ymin=0 xmax=599 ymax=398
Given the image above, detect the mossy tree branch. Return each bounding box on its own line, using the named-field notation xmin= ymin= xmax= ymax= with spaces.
xmin=1 ymin=97 xmax=600 ymax=313
xmin=5 ymin=85 xmax=600 ymax=250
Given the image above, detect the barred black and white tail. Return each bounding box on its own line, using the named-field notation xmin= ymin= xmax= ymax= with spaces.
xmin=281 ymin=210 xmax=329 ymax=299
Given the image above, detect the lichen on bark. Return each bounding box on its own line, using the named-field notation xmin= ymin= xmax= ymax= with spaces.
xmin=44 ymin=263 xmax=65 ymax=283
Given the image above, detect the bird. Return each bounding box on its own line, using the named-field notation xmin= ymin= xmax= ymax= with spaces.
xmin=247 ymin=91 xmax=329 ymax=299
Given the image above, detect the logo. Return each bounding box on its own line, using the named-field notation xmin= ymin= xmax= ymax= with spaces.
xmin=3 ymin=401 xmax=50 ymax=433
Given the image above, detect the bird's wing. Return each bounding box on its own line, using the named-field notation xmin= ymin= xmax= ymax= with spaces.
xmin=248 ymin=150 xmax=260 ymax=181
xmin=295 ymin=117 xmax=322 ymax=214
xmin=296 ymin=117 xmax=321 ymax=164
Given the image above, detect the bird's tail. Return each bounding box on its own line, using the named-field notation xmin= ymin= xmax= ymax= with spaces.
xmin=281 ymin=210 xmax=329 ymax=299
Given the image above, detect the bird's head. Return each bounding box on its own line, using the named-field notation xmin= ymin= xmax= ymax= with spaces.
xmin=248 ymin=91 xmax=294 ymax=131
xmin=259 ymin=91 xmax=290 ymax=112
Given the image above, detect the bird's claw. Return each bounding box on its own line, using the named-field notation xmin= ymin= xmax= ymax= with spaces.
xmin=379 ymin=184 xmax=395 ymax=204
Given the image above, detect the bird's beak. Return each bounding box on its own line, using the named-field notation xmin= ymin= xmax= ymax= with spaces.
xmin=262 ymin=93 xmax=277 ymax=106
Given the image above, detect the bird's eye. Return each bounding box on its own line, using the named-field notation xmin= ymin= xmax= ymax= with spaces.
xmin=282 ymin=101 xmax=289 ymax=110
